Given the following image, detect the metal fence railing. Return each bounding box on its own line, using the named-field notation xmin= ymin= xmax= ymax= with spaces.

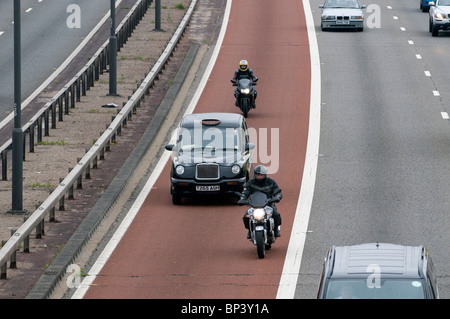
xmin=0 ymin=0 xmax=196 ymax=280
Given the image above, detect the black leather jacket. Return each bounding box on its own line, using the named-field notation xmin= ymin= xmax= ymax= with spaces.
xmin=231 ymin=68 xmax=258 ymax=83
xmin=240 ymin=177 xmax=282 ymax=203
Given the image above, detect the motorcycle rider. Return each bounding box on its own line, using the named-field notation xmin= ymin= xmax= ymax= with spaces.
xmin=230 ymin=59 xmax=258 ymax=108
xmin=238 ymin=165 xmax=282 ymax=238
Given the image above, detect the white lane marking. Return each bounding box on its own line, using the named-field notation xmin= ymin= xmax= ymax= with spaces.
xmin=433 ymin=90 xmax=440 ymax=96
xmin=276 ymin=0 xmax=320 ymax=299
xmin=441 ymin=112 xmax=449 ymax=119
xmin=408 ymin=40 xmax=414 ymax=45
xmin=393 ymin=16 xmax=398 ymax=20
xmin=416 ymin=54 xmax=422 ymax=59
xmin=72 ymin=0 xmax=226 ymax=299
xmin=387 ymin=6 xmax=392 ymax=9
xmin=0 ymin=31 xmax=4 ymax=36
xmin=25 ymin=8 xmax=33 ymax=13
xmin=400 ymin=27 xmax=406 ymax=31
xmin=425 ymin=71 xmax=431 ymax=77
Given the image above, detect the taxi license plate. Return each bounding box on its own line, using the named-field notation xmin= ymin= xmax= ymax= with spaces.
xmin=196 ymin=185 xmax=220 ymax=191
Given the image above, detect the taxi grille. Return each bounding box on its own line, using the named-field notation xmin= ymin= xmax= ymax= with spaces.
xmin=196 ymin=163 xmax=220 ymax=180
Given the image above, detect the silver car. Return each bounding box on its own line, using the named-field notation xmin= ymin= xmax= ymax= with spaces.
xmin=319 ymin=0 xmax=366 ymax=31
xmin=429 ymin=0 xmax=450 ymax=36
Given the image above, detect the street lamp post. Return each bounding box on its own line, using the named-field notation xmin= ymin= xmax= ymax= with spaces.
xmin=108 ymin=0 xmax=119 ymax=96
xmin=9 ymin=0 xmax=26 ymax=214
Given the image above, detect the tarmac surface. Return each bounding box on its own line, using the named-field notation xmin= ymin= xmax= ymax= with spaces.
xmin=0 ymin=0 xmax=224 ymax=299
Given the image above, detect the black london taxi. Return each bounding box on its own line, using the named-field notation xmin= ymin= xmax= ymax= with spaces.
xmin=164 ymin=112 xmax=255 ymax=205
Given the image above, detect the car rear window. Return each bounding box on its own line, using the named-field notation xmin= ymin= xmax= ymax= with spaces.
xmin=324 ymin=279 xmax=425 ymax=299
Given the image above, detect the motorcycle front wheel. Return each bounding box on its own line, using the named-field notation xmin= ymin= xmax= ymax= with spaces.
xmin=241 ymin=99 xmax=249 ymax=118
xmin=255 ymin=231 xmax=265 ymax=259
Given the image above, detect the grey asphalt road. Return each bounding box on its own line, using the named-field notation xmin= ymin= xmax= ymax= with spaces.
xmin=295 ymin=0 xmax=450 ymax=298
xmin=0 ymin=0 xmax=113 ymax=122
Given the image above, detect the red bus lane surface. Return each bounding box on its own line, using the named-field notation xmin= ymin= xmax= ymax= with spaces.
xmin=84 ymin=0 xmax=311 ymax=299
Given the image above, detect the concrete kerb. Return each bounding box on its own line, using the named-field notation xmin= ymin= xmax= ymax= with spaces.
xmin=25 ymin=43 xmax=200 ymax=299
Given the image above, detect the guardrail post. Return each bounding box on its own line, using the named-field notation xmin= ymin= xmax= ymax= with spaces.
xmin=49 ymin=192 xmax=56 ymax=222
xmin=37 ymin=115 xmax=43 ymax=142
xmin=59 ymin=178 xmax=65 ymax=211
xmin=29 ymin=124 xmax=35 ymax=153
xmin=58 ymin=97 xmax=63 ymax=122
xmin=71 ymin=84 xmax=76 ymax=108
xmin=64 ymin=92 xmax=70 ymax=115
xmin=23 ymin=217 xmax=29 ymax=253
xmin=76 ymin=78 xmax=81 ymax=102
xmin=1 ymin=242 xmax=6 ymax=279
xmin=1 ymin=150 xmax=7 ymax=181
xmin=9 ymin=227 xmax=18 ymax=268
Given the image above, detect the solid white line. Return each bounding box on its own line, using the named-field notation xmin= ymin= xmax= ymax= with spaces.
xmin=71 ymin=0 xmax=229 ymax=299
xmin=276 ymin=0 xmax=320 ymax=299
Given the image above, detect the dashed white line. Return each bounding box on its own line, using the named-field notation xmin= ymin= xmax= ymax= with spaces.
xmin=416 ymin=54 xmax=422 ymax=59
xmin=425 ymin=71 xmax=431 ymax=77
xmin=400 ymin=27 xmax=406 ymax=31
xmin=393 ymin=16 xmax=398 ymax=20
xmin=0 ymin=31 xmax=4 ymax=36
xmin=441 ymin=112 xmax=449 ymax=120
xmin=433 ymin=90 xmax=440 ymax=96
xmin=25 ymin=8 xmax=33 ymax=13
xmin=408 ymin=40 xmax=414 ymax=45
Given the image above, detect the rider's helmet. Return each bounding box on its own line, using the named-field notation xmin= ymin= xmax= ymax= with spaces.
xmin=253 ymin=165 xmax=267 ymax=184
xmin=239 ymin=60 xmax=249 ymax=72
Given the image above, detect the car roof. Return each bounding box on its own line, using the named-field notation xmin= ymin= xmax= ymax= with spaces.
xmin=327 ymin=243 xmax=425 ymax=279
xmin=180 ymin=112 xmax=244 ymax=129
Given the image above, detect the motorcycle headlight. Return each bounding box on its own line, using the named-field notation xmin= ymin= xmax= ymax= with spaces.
xmin=241 ymin=88 xmax=250 ymax=94
xmin=175 ymin=165 xmax=185 ymax=175
xmin=253 ymin=208 xmax=266 ymax=221
xmin=231 ymin=164 xmax=241 ymax=175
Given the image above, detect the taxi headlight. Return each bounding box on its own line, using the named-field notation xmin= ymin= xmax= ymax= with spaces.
xmin=231 ymin=165 xmax=241 ymax=175
xmin=253 ymin=208 xmax=266 ymax=221
xmin=175 ymin=165 xmax=185 ymax=175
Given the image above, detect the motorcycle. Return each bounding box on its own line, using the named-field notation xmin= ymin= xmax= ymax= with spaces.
xmin=231 ymin=78 xmax=257 ymax=118
xmin=237 ymin=191 xmax=276 ymax=259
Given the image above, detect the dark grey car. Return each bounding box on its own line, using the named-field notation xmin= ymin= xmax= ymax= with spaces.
xmin=317 ymin=243 xmax=439 ymax=299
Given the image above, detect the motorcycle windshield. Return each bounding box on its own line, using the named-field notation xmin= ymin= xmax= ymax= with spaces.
xmin=238 ymin=78 xmax=252 ymax=88
xmin=249 ymin=192 xmax=268 ymax=208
